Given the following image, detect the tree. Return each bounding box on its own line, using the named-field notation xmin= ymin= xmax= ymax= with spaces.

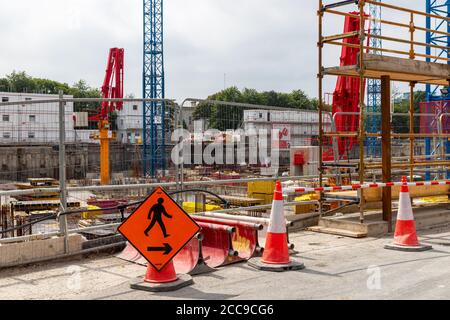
xmin=5 ymin=71 xmax=36 ymax=93
xmin=193 ymin=87 xmax=319 ymax=131
xmin=69 ymin=80 xmax=102 ymax=113
xmin=392 ymin=91 xmax=426 ymax=134
xmin=0 ymin=72 xmax=101 ymax=106
xmin=33 ymin=78 xmax=71 ymax=95
xmin=0 ymin=78 xmax=10 ymax=92
xmin=0 ymin=72 xmax=103 ymax=130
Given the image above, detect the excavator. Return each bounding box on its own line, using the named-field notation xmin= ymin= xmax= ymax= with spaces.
xmin=89 ymin=48 xmax=124 ymax=185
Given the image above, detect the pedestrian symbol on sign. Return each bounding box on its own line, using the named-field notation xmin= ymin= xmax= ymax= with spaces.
xmin=118 ymin=187 xmax=201 ymax=271
xmin=144 ymin=198 xmax=173 ymax=238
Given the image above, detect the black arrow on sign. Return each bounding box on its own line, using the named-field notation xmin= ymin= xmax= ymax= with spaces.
xmin=147 ymin=243 xmax=173 ymax=255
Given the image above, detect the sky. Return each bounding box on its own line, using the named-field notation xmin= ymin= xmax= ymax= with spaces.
xmin=0 ymin=0 xmax=429 ymax=103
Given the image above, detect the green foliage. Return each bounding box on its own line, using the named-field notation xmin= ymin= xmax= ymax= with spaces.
xmin=69 ymin=80 xmax=102 ymax=114
xmin=5 ymin=71 xmax=37 ymax=93
xmin=0 ymin=78 xmax=10 ymax=92
xmin=0 ymin=71 xmax=102 ymax=114
xmin=193 ymin=87 xmax=318 ymax=131
xmin=392 ymin=91 xmax=426 ymax=134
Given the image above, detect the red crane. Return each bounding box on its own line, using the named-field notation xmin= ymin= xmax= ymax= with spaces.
xmin=90 ymin=48 xmax=124 ymax=121
xmin=90 ymin=48 xmax=124 ymax=185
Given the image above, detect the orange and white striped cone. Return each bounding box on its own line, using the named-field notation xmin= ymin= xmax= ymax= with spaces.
xmin=248 ymin=181 xmax=304 ymax=271
xmin=130 ymin=260 xmax=194 ymax=292
xmin=385 ymin=176 xmax=432 ymax=252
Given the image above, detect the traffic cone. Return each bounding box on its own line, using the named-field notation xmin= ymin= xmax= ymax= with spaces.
xmin=248 ymin=181 xmax=305 ymax=272
xmin=130 ymin=260 xmax=194 ymax=292
xmin=385 ymin=177 xmax=432 ymax=252
xmin=144 ymin=261 xmax=178 ymax=283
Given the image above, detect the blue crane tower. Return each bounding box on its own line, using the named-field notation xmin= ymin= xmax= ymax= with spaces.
xmin=366 ymin=0 xmax=382 ymax=158
xmin=143 ymin=0 xmax=166 ymax=177
xmin=425 ymin=0 xmax=450 ymax=180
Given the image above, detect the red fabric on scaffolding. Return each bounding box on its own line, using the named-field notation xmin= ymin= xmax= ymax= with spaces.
xmin=326 ymin=12 xmax=368 ymax=160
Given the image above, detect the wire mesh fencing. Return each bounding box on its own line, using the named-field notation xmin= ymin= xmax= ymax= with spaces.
xmin=178 ymin=98 xmax=330 ymax=180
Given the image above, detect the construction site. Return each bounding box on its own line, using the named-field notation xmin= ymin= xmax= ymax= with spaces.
xmin=0 ymin=0 xmax=449 ymax=303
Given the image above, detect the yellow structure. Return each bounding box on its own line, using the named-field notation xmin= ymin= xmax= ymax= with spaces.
xmin=182 ymin=202 xmax=221 ymax=214
xmin=247 ymin=181 xmax=276 ymax=205
xmin=90 ymin=120 xmax=116 ymax=185
xmin=294 ymin=193 xmax=319 ymax=215
xmin=81 ymin=205 xmax=102 ymax=220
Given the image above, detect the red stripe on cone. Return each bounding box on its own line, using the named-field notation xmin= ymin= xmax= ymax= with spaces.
xmin=261 ymin=181 xmax=290 ymax=265
xmin=273 ymin=181 xmax=283 ymax=201
xmin=394 ymin=220 xmax=420 ymax=247
xmin=400 ymin=176 xmax=409 ymax=193
xmin=262 ymin=233 xmax=290 ymax=264
xmin=144 ymin=261 xmax=178 ymax=284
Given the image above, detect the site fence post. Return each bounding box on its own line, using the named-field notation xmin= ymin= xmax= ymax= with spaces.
xmin=180 ymin=103 xmax=185 ymax=192
xmin=358 ymin=0 xmax=367 ymax=224
xmin=381 ymin=76 xmax=393 ymax=232
xmin=58 ymin=91 xmax=69 ymax=253
xmin=174 ymin=102 xmax=182 ymax=203
xmin=318 ymin=0 xmax=324 ymax=218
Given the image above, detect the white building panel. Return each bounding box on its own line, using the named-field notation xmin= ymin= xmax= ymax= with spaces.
xmin=0 ymin=92 xmax=76 ymax=144
xmin=117 ymin=101 xmax=143 ymax=144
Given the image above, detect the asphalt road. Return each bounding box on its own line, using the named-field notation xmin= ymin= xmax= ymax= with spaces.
xmin=0 ymin=225 xmax=449 ymax=300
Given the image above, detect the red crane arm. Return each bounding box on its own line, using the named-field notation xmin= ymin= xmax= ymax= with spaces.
xmin=90 ymin=48 xmax=124 ymax=121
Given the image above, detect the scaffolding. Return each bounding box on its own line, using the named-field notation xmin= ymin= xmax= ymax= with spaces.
xmin=425 ymin=0 xmax=450 ymax=180
xmin=143 ymin=0 xmax=166 ymax=177
xmin=366 ymin=0 xmax=382 ymax=158
xmin=318 ymin=0 xmax=450 ymax=229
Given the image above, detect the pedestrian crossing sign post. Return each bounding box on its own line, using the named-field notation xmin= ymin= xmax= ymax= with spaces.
xmin=118 ymin=187 xmax=201 ymax=271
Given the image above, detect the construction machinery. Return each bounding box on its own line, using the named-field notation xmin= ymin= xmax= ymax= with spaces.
xmin=90 ymin=48 xmax=124 ymax=185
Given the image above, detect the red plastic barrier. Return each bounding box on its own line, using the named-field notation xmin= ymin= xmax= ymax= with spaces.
xmin=199 ymin=222 xmax=238 ymax=268
xmin=194 ymin=216 xmax=263 ymax=261
xmin=117 ymin=222 xmax=238 ymax=273
xmin=116 ymin=241 xmax=142 ymax=263
xmin=117 ymin=220 xmax=257 ymax=273
xmin=118 ymin=233 xmax=215 ymax=275
xmin=173 ymin=237 xmax=201 ymax=274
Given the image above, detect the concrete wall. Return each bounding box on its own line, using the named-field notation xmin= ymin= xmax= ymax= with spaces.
xmin=86 ymin=143 xmax=142 ymax=176
xmin=0 ymin=143 xmax=142 ymax=182
xmin=0 ymin=145 xmax=87 ymax=182
xmin=0 ymin=234 xmax=83 ymax=268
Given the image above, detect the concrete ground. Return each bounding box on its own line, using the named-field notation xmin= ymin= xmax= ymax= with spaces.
xmin=0 ymin=224 xmax=449 ymax=300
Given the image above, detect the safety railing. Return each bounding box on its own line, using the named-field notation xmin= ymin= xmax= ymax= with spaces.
xmin=0 ymin=175 xmax=327 ymax=243
xmin=321 ymin=0 xmax=450 ymax=62
xmin=0 ymin=182 xmax=316 ymax=270
xmin=318 ymin=0 xmax=450 ymax=225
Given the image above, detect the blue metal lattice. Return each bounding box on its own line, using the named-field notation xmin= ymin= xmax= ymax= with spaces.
xmin=143 ymin=0 xmax=165 ymax=177
xmin=366 ymin=0 xmax=382 ymax=158
xmin=425 ymin=0 xmax=450 ymax=180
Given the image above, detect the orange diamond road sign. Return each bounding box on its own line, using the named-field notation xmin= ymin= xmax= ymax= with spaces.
xmin=118 ymin=187 xmax=201 ymax=271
